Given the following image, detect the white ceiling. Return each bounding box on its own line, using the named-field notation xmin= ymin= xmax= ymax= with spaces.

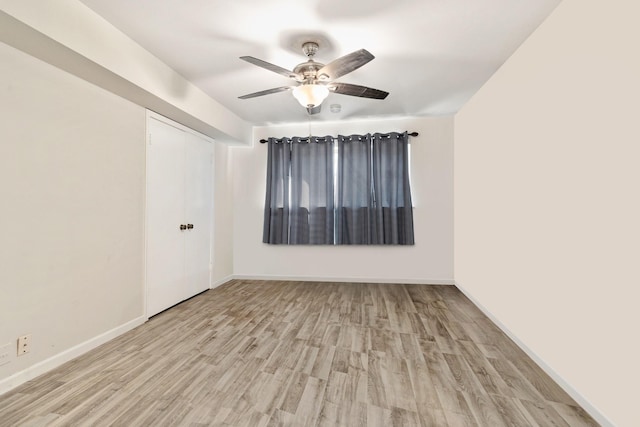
xmin=79 ymin=0 xmax=560 ymax=126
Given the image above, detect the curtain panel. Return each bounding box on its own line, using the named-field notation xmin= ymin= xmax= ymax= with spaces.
xmin=263 ymin=132 xmax=414 ymax=245
xmin=263 ymin=136 xmax=335 ymax=244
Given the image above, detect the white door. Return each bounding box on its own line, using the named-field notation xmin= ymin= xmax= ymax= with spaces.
xmin=146 ymin=118 xmax=186 ymax=316
xmin=184 ymin=131 xmax=213 ymax=297
xmin=146 ymin=115 xmax=213 ymax=317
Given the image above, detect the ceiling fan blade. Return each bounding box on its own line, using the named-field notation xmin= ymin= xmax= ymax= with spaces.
xmin=316 ymin=49 xmax=374 ymax=81
xmin=240 ymin=56 xmax=299 ymax=79
xmin=306 ymin=104 xmax=322 ymax=115
xmin=238 ymin=86 xmax=292 ymax=99
xmin=329 ymin=83 xmax=389 ymax=99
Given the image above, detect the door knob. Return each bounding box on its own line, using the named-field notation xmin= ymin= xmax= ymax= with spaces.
xmin=179 ymin=224 xmax=187 ymax=230
xmin=187 ymin=224 xmax=194 ymax=229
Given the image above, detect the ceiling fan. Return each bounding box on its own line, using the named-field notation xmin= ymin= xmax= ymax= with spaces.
xmin=238 ymin=42 xmax=389 ymax=114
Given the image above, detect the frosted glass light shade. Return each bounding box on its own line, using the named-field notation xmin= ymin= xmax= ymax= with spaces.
xmin=292 ymin=84 xmax=329 ymax=108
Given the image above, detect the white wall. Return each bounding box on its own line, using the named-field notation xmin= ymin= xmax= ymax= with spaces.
xmin=213 ymin=142 xmax=234 ymax=284
xmin=231 ymin=116 xmax=453 ymax=283
xmin=454 ymin=1 xmax=640 ymax=426
xmin=0 ymin=42 xmax=146 ymax=386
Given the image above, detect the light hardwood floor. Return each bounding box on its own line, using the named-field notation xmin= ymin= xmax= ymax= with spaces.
xmin=0 ymin=280 xmax=598 ymax=426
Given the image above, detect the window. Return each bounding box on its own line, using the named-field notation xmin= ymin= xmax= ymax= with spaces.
xmin=263 ymin=132 xmax=414 ymax=245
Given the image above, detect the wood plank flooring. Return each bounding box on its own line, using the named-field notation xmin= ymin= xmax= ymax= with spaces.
xmin=0 ymin=280 xmax=598 ymax=426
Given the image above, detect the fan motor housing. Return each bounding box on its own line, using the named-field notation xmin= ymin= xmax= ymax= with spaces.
xmin=293 ymin=61 xmax=324 ymax=81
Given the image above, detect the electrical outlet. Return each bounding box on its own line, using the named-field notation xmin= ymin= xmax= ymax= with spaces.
xmin=17 ymin=334 xmax=31 ymax=356
xmin=0 ymin=343 xmax=11 ymax=366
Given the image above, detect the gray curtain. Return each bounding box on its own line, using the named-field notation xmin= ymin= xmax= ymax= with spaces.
xmin=335 ymin=135 xmax=373 ymax=244
xmin=262 ymin=138 xmax=290 ymax=244
xmin=263 ymin=132 xmax=414 ymax=245
xmin=336 ymin=132 xmax=414 ymax=245
xmin=263 ymin=137 xmax=335 ymax=244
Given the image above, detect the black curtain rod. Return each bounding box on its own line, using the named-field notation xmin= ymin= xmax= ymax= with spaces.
xmin=259 ymin=131 xmax=419 ymax=144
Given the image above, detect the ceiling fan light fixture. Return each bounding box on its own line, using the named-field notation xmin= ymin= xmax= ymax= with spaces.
xmin=292 ymin=84 xmax=329 ymax=108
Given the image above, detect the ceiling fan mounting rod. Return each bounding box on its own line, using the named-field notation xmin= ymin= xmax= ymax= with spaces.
xmin=302 ymin=41 xmax=319 ymax=58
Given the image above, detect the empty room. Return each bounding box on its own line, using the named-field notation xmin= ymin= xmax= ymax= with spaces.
xmin=0 ymin=0 xmax=638 ymax=426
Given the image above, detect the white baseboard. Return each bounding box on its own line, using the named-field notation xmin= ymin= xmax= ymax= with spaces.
xmin=231 ymin=274 xmax=454 ymax=285
xmin=454 ymin=281 xmax=614 ymax=427
xmin=0 ymin=316 xmax=146 ymax=396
